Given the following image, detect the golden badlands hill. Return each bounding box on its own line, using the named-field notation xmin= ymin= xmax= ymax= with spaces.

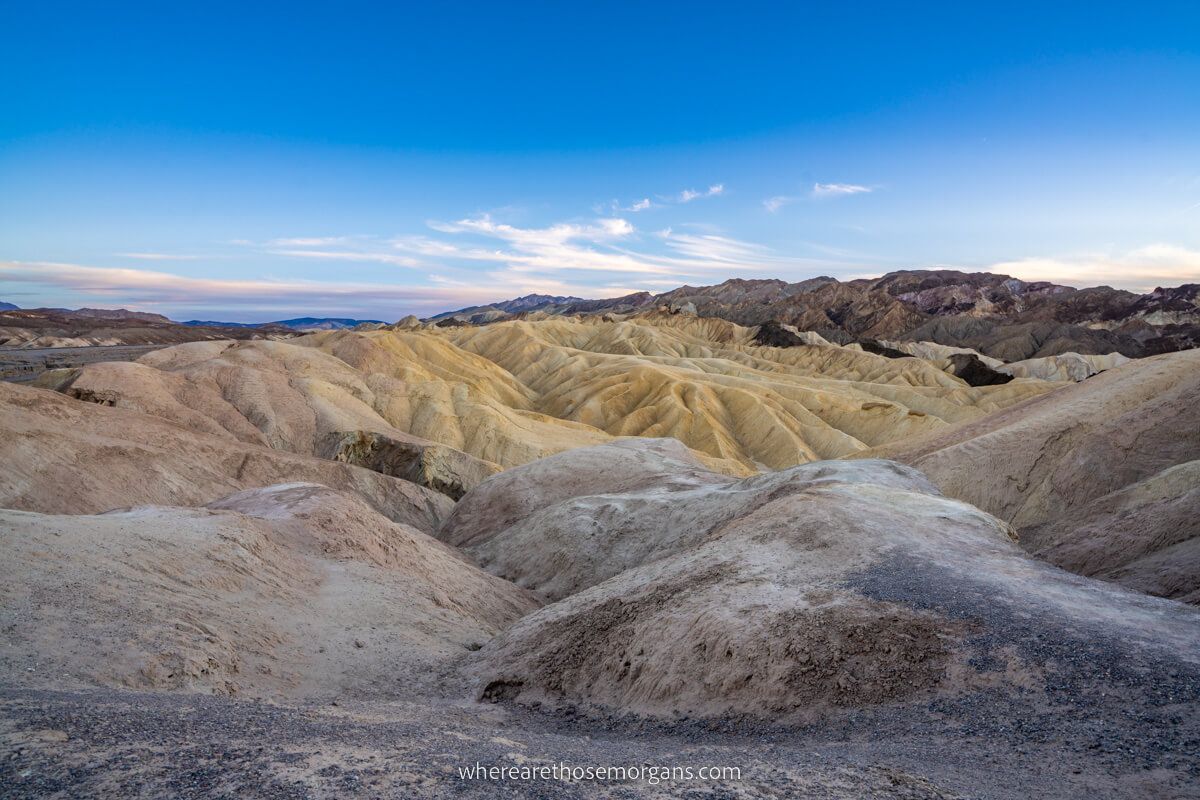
xmin=35 ymin=313 xmax=1059 ymax=479
xmin=0 ymin=381 xmax=450 ymax=526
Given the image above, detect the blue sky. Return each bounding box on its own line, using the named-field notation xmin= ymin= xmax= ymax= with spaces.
xmin=2 ymin=1 xmax=1199 ymax=321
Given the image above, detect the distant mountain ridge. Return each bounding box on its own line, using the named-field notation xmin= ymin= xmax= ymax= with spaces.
xmin=7 ymin=270 xmax=1198 ymax=360
xmin=0 ymin=306 xmax=295 ymax=349
xmin=427 ymin=294 xmax=585 ymax=322
xmin=0 ymin=301 xmax=18 ymax=311
xmin=430 ymin=270 xmax=1200 ymax=361
xmin=183 ymin=317 xmax=383 ymax=331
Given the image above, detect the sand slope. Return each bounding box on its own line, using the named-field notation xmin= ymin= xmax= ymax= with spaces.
xmin=35 ymin=342 xmax=503 ymax=498
xmin=444 ymin=440 xmax=1200 ymax=723
xmin=999 ymin=351 xmax=1130 ymax=381
xmin=864 ymin=349 xmax=1200 ymax=602
xmin=0 ymin=483 xmax=536 ymax=698
xmin=0 ymin=382 xmax=451 ymax=531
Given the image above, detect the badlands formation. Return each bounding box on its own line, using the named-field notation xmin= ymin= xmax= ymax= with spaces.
xmin=450 ymin=440 xmax=1200 ymax=725
xmin=867 ymin=348 xmax=1200 ymax=603
xmin=2 ymin=484 xmax=534 ymax=697
xmin=35 ymin=313 xmax=1058 ymax=479
xmin=3 ymin=306 xmax=1199 ymax=798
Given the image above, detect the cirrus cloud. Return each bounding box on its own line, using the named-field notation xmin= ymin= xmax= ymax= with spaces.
xmin=0 ymin=259 xmax=638 ymax=320
xmin=811 ymin=182 xmax=872 ymax=198
xmin=679 ymin=183 xmax=725 ymax=203
xmin=763 ymin=195 xmax=795 ymax=213
xmin=115 ymin=252 xmax=202 ymax=261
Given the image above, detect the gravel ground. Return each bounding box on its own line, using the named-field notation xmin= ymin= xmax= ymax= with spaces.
xmin=3 ymin=510 xmax=1198 ymax=799
xmin=3 ymin=682 xmax=1198 ymax=800
xmin=4 ymin=557 xmax=1199 ymax=799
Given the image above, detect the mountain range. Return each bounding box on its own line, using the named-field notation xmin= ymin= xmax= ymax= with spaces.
xmin=183 ymin=316 xmax=384 ymax=330
xmin=0 ymin=306 xmax=296 ymax=348
xmin=7 ymin=269 xmax=1198 ymax=362
xmin=433 ymin=270 xmax=1200 ymax=361
xmin=0 ymin=305 xmax=388 ymax=348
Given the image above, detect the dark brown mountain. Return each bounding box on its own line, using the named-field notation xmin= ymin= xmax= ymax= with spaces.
xmin=435 ymin=270 xmax=1200 ymax=361
xmin=428 ymin=293 xmax=588 ymax=322
xmin=558 ymin=291 xmax=655 ymax=315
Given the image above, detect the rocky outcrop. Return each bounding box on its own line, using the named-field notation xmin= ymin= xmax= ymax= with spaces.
xmin=898 ymin=317 xmax=1143 ymax=361
xmin=752 ymin=321 xmax=834 ymax=347
xmin=428 ymin=294 xmax=588 ymax=323
xmin=325 ymin=430 xmax=500 ymax=500
xmin=853 ymin=339 xmax=910 ymax=359
xmin=654 ymin=279 xmax=926 ymax=341
xmin=559 ymin=291 xmax=655 ymax=315
xmin=943 ymin=353 xmax=1014 ymax=386
xmin=860 ymin=270 xmax=1074 ymax=317
xmin=879 ymin=339 xmax=1005 ymax=368
xmin=998 ymin=351 xmax=1130 ymax=382
xmin=751 ymin=320 xmax=804 ymax=347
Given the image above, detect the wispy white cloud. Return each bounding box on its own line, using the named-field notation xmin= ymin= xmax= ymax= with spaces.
xmin=679 ymin=183 xmax=725 ymax=203
xmin=0 ymin=260 xmax=498 ymax=314
xmin=602 ymin=198 xmax=655 ymax=214
xmin=0 ymin=259 xmax=647 ymax=319
xmin=812 ymin=182 xmax=872 ymax=198
xmin=428 ymin=215 xmax=634 ymax=244
xmin=239 ymin=235 xmax=422 ymax=267
xmin=603 ymin=184 xmax=721 ymax=213
xmin=268 ymin=249 xmax=421 ymax=267
xmin=766 ymin=184 xmax=871 ymax=209
xmin=655 ymin=231 xmax=774 ymax=264
xmin=393 ymin=214 xmax=824 ymax=281
xmin=403 ymin=215 xmax=677 ymax=275
xmin=763 ymin=196 xmax=795 ymax=213
xmin=987 ymin=244 xmax=1200 ymax=292
xmin=115 ymin=252 xmax=202 ymax=261
xmin=267 ymin=236 xmax=351 ymax=247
